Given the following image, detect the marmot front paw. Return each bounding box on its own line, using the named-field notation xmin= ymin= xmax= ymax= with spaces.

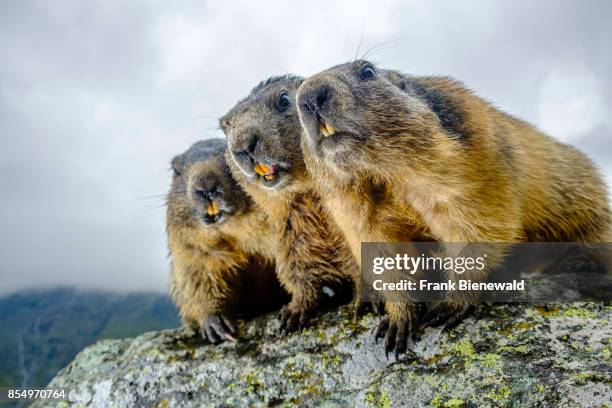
xmin=353 ymin=300 xmax=386 ymax=321
xmin=278 ymin=304 xmax=313 ymax=336
xmin=374 ymin=311 xmax=421 ymax=360
xmin=420 ymin=301 xmax=485 ymax=331
xmin=201 ymin=314 xmax=237 ymax=343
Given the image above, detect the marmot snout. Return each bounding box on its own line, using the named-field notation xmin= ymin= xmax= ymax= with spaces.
xmin=221 ymin=75 xmax=306 ymax=192
xmin=169 ymin=140 xmax=249 ymax=228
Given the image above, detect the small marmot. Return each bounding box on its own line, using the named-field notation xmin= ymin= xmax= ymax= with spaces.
xmin=167 ymin=138 xmax=286 ymax=343
xmin=296 ymin=60 xmax=610 ymax=356
xmin=220 ymin=76 xmax=358 ymax=334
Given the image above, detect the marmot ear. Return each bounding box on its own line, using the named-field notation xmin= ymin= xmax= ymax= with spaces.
xmin=171 ymin=155 xmax=185 ymax=176
xmin=383 ymin=70 xmax=409 ymax=93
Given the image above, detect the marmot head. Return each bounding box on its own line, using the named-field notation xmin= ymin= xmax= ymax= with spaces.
xmin=167 ymin=139 xmax=251 ymax=228
xmin=220 ymin=75 xmax=305 ymax=191
xmin=296 ymin=60 xmax=440 ymax=175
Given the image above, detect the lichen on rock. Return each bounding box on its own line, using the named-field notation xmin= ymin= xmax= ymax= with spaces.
xmin=35 ymin=303 xmax=611 ymax=407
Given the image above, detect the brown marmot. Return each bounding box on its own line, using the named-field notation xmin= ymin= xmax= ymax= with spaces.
xmin=220 ymin=76 xmax=359 ymax=335
xmin=167 ymin=138 xmax=286 ymax=343
xmin=296 ymin=60 xmax=611 ymax=356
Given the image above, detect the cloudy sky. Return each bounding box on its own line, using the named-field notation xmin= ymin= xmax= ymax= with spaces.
xmin=1 ymin=0 xmax=610 ymax=295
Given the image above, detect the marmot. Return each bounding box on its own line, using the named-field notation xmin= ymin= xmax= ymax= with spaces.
xmin=167 ymin=138 xmax=286 ymax=343
xmin=220 ymin=76 xmax=359 ymax=334
xmin=296 ymin=60 xmax=610 ymax=356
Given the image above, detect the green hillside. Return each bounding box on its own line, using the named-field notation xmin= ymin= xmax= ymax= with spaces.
xmin=0 ymin=288 xmax=180 ymax=389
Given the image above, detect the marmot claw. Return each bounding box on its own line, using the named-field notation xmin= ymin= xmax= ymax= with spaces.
xmin=354 ymin=301 xmax=386 ymax=322
xmin=420 ymin=302 xmax=485 ymax=331
xmin=374 ymin=315 xmax=418 ymax=360
xmin=278 ymin=305 xmax=311 ymax=336
xmin=201 ymin=314 xmax=237 ymax=344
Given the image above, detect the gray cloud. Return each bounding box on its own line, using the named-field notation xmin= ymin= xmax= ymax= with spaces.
xmin=1 ymin=0 xmax=610 ymax=295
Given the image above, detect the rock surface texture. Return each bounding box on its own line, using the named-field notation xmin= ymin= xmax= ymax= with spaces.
xmin=38 ymin=303 xmax=611 ymax=408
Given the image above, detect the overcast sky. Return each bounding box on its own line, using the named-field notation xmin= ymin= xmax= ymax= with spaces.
xmin=1 ymin=0 xmax=610 ymax=295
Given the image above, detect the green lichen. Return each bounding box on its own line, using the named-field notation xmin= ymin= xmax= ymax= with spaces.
xmin=448 ymin=339 xmax=477 ymax=367
xmin=321 ymin=351 xmax=344 ymax=368
xmin=298 ymin=377 xmax=325 ymax=399
xmin=573 ymin=372 xmax=605 ymax=385
xmin=430 ymin=394 xmax=443 ymax=407
xmin=338 ymin=314 xmax=370 ymax=337
xmin=364 ymin=386 xmax=377 ymax=406
xmin=563 ymin=308 xmax=596 ymax=319
xmin=451 ymin=340 xmax=475 ymax=357
xmin=240 ymin=370 xmax=263 ymax=394
xmin=364 ymin=384 xmax=391 ymax=408
xmin=575 ymin=372 xmax=593 ymax=380
xmin=486 ymin=384 xmax=511 ymax=405
xmin=379 ymin=391 xmax=391 ymax=408
xmin=443 ymin=398 xmax=465 ymax=407
xmin=479 ymin=353 xmax=501 ymax=368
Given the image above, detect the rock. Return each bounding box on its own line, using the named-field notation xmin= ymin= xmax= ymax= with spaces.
xmin=36 ymin=303 xmax=611 ymax=408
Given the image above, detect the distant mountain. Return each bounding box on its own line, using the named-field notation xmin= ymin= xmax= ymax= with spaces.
xmin=0 ymin=288 xmax=180 ymax=390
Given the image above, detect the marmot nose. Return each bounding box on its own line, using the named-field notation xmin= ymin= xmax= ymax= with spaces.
xmin=301 ymin=86 xmax=330 ymax=114
xmin=234 ymin=134 xmax=259 ymax=163
xmin=194 ymin=186 xmax=221 ymax=202
xmin=193 ymin=188 xmax=209 ymax=202
xmin=247 ymin=134 xmax=259 ymax=155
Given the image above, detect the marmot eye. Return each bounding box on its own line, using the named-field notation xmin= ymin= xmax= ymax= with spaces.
xmin=275 ymin=92 xmax=291 ymax=112
xmin=359 ymin=64 xmax=376 ymax=80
